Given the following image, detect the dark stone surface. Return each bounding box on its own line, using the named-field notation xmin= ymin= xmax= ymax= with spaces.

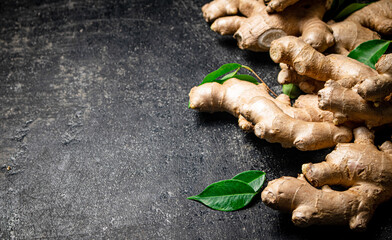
xmin=0 ymin=0 xmax=391 ymax=239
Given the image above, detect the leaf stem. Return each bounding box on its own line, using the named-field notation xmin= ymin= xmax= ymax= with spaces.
xmin=242 ymin=65 xmax=278 ymax=97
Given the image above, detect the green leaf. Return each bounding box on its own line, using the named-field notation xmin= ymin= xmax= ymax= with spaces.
xmin=187 ymin=179 xmax=257 ymax=211
xmin=334 ymin=3 xmax=368 ymax=21
xmin=219 ymin=69 xmax=240 ymax=82
xmin=232 ymin=74 xmax=258 ymax=85
xmin=232 ymin=170 xmax=265 ymax=192
xmin=347 ymin=39 xmax=390 ymax=69
xmin=216 ymin=74 xmax=258 ymax=85
xmin=282 ymin=83 xmax=302 ymax=99
xmin=201 ymin=63 xmax=242 ymax=85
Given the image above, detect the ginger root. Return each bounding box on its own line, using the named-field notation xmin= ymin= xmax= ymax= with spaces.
xmin=202 ymin=0 xmax=334 ymax=52
xmin=355 ymin=54 xmax=392 ymax=102
xmin=264 ymin=0 xmax=301 ymax=13
xmin=274 ymin=0 xmax=392 ymax=93
xmin=270 ymin=36 xmax=392 ymax=127
xmin=271 ymin=36 xmax=392 ymax=103
xmin=189 ymin=78 xmax=352 ymax=151
xmin=345 ymin=0 xmax=392 ymax=37
xmin=270 ymin=36 xmax=378 ymax=83
xmin=262 ymin=127 xmax=392 ymax=230
xmin=278 ymin=63 xmax=326 ymax=94
xmin=318 ymin=80 xmax=392 ymax=128
xmin=327 ymin=0 xmax=392 ymax=55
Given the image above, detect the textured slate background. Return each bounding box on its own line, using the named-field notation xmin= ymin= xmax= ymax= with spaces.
xmin=1 ymin=0 xmax=392 ymax=239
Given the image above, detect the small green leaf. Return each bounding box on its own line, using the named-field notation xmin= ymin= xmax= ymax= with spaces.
xmin=334 ymin=3 xmax=368 ymax=21
xmin=200 ymin=63 xmax=260 ymax=85
xmin=232 ymin=74 xmax=258 ymax=85
xmin=187 ymin=179 xmax=256 ymax=211
xmin=201 ymin=63 xmax=242 ymax=85
xmin=282 ymin=83 xmax=302 ymax=99
xmin=232 ymin=170 xmax=265 ymax=192
xmin=348 ymin=39 xmax=390 ymax=69
xmin=211 ymin=73 xmax=258 ymax=85
xmin=219 ymin=69 xmax=240 ymax=82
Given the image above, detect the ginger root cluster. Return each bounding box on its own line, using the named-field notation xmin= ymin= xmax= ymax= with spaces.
xmin=190 ymin=0 xmax=392 ymax=230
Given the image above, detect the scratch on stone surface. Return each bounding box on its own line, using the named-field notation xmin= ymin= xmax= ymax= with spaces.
xmin=152 ymin=205 xmax=173 ymax=225
xmin=13 ymin=128 xmax=29 ymax=142
xmin=61 ymin=110 xmax=85 ymax=145
xmin=12 ymin=119 xmax=34 ymax=142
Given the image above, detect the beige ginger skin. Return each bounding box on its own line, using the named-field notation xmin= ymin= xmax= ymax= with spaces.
xmin=264 ymin=0 xmax=301 ymax=13
xmin=189 ymin=78 xmax=352 ymax=151
xmin=328 ymin=0 xmax=392 ymax=54
xmin=271 ymin=36 xmax=392 ymax=103
xmin=275 ymin=0 xmax=392 ymax=93
xmin=202 ymin=0 xmax=334 ymax=52
xmin=262 ymin=127 xmax=392 ymax=230
xmin=270 ymin=36 xmax=378 ymax=83
xmin=269 ymin=36 xmax=392 ymax=127
xmin=318 ymin=80 xmax=392 ymax=128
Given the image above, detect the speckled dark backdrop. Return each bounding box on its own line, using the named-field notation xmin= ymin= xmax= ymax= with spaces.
xmin=1 ymin=0 xmax=392 ymax=239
